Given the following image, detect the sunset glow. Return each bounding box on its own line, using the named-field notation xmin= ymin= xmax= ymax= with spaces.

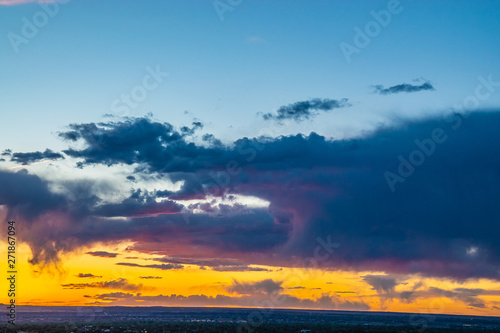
xmin=1 ymin=1 xmax=500 ymax=328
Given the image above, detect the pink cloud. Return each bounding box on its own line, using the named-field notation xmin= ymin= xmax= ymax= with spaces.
xmin=0 ymin=0 xmax=58 ymax=6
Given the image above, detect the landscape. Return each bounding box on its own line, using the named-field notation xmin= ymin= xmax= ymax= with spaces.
xmin=3 ymin=306 xmax=500 ymax=332
xmin=1 ymin=0 xmax=500 ymax=332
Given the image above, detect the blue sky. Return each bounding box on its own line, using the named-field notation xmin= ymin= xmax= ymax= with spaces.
xmin=2 ymin=0 xmax=500 ymax=153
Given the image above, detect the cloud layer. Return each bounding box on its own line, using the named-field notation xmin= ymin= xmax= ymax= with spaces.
xmin=86 ymin=278 xmax=369 ymax=310
xmin=9 ymin=149 xmax=64 ymax=165
xmin=373 ymin=81 xmax=435 ymax=95
xmin=2 ymin=111 xmax=500 ymax=282
xmin=363 ymin=274 xmax=500 ymax=309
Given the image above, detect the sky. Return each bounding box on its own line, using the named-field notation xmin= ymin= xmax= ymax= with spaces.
xmin=1 ymin=0 xmax=500 ymax=319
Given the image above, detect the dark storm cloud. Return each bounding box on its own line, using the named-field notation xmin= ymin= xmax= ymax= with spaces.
xmin=373 ymin=81 xmax=435 ymax=95
xmin=212 ymin=265 xmax=270 ymax=272
xmin=0 ymin=169 xmax=66 ymax=220
xmin=202 ymin=133 xmax=223 ymax=147
xmin=4 ymin=112 xmax=500 ymax=281
xmin=152 ymin=256 xmax=241 ymax=268
xmin=86 ymin=251 xmax=119 ymax=258
xmin=10 ymin=149 xmax=64 ymax=165
xmin=139 ymin=276 xmax=163 ymax=279
xmin=59 ymin=118 xmax=221 ymax=172
xmin=151 ymin=256 xmax=270 ymax=271
xmin=0 ymin=171 xmax=111 ymax=266
xmin=262 ymin=98 xmax=351 ymax=122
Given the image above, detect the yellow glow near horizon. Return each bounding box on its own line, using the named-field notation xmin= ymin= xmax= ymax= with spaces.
xmin=0 ymin=241 xmax=499 ymax=317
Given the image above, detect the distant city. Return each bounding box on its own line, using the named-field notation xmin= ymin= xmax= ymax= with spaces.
xmin=2 ymin=306 xmax=500 ymax=332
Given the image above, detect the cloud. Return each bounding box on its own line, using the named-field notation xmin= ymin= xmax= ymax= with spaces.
xmin=395 ymin=286 xmax=500 ymax=309
xmin=139 ymin=276 xmax=163 ymax=280
xmin=10 ymin=149 xmax=64 ymax=165
xmin=227 ymin=279 xmax=283 ymax=295
xmin=92 ymin=189 xmax=182 ymax=218
xmin=362 ymin=274 xmax=404 ymax=308
xmin=59 ymin=118 xmax=203 ymax=171
xmin=88 ymin=292 xmax=370 ymax=310
xmin=180 ymin=121 xmax=204 ymax=136
xmin=86 ymin=251 xmax=119 ymax=258
xmin=153 ymin=256 xmax=243 ymax=267
xmin=151 ymin=256 xmax=270 ymax=272
xmin=76 ymin=273 xmax=102 ymax=278
xmin=373 ymin=81 xmax=435 ymax=95
xmin=335 ymin=291 xmax=355 ymax=294
xmin=262 ymin=98 xmax=351 ymax=122
xmin=61 ymin=278 xmax=143 ymax=291
xmin=87 ymin=292 xmax=134 ymax=301
xmin=361 ymin=277 xmax=500 ymax=309
xmin=363 ymin=274 xmax=399 ymax=298
xmin=86 ymin=279 xmax=369 ymax=310
xmin=0 ymin=168 xmax=66 ymax=222
xmin=116 ymin=262 xmax=184 ymax=271
xmin=211 ymin=265 xmax=270 ymax=272
xmin=4 ymin=112 xmax=500 ymax=282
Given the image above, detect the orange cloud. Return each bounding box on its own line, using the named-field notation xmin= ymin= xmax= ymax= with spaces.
xmin=61 ymin=278 xmax=144 ymax=291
